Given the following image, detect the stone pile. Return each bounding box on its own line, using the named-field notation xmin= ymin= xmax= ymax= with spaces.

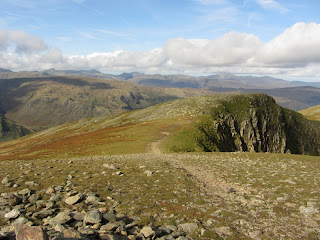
xmin=0 ymin=178 xmax=194 ymax=240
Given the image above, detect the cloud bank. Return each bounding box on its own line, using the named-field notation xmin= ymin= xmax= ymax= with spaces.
xmin=1 ymin=22 xmax=320 ymax=79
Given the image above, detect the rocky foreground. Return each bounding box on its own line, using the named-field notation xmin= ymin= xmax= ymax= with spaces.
xmin=0 ymin=176 xmax=197 ymax=240
xmin=1 ymin=152 xmax=320 ymax=239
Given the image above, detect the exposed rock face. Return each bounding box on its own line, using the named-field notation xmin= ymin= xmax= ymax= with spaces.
xmin=197 ymin=94 xmax=320 ymax=155
xmin=0 ymin=115 xmax=31 ymax=142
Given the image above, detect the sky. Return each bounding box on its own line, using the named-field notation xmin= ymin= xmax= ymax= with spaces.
xmin=0 ymin=0 xmax=320 ymax=81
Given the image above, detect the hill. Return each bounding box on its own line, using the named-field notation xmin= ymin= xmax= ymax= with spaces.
xmin=300 ymin=104 xmax=320 ymax=121
xmin=0 ymin=76 xmax=211 ymax=131
xmin=0 ymin=93 xmax=319 ymax=161
xmin=2 ymin=69 xmax=320 ymax=111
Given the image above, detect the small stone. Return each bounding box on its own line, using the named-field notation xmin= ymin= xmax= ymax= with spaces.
xmin=1 ymin=176 xmax=10 ymax=184
xmin=141 ymin=226 xmax=155 ymax=238
xmin=100 ymin=222 xmax=121 ymax=232
xmin=103 ymin=164 xmax=119 ymax=170
xmin=84 ymin=209 xmax=102 ymax=224
xmin=299 ymin=206 xmax=319 ymax=214
xmin=113 ymin=171 xmax=124 ymax=176
xmin=63 ymin=228 xmax=82 ymax=238
xmin=53 ymin=223 xmax=66 ymax=232
xmin=18 ymin=188 xmax=31 ymax=196
xmin=103 ymin=212 xmax=117 ymax=222
xmin=65 ymin=194 xmax=82 ymax=205
xmin=85 ymin=195 xmax=100 ymax=205
xmin=45 ymin=187 xmax=54 ymax=195
xmin=12 ymin=217 xmax=29 ymax=226
xmin=178 ymin=223 xmax=198 ymax=234
xmin=25 ymin=181 xmax=37 ymax=186
xmin=214 ymin=226 xmax=232 ymax=236
xmin=5 ymin=209 xmax=20 ymax=219
xmin=144 ymin=170 xmax=153 ymax=176
xmin=48 ymin=211 xmax=71 ymax=225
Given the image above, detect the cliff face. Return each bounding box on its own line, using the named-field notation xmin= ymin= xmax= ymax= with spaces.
xmin=197 ymin=94 xmax=320 ymax=155
xmin=0 ymin=115 xmax=31 ymax=142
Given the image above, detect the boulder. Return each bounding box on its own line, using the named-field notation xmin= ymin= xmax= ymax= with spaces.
xmin=15 ymin=224 xmax=48 ymax=240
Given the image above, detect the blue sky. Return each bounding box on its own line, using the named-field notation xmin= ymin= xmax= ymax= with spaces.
xmin=0 ymin=0 xmax=320 ymax=81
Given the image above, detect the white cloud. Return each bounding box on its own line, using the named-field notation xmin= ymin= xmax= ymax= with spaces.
xmin=0 ymin=30 xmax=47 ymax=53
xmin=256 ymin=0 xmax=288 ymax=13
xmin=251 ymin=22 xmax=320 ymax=67
xmin=1 ymin=23 xmax=320 ymax=80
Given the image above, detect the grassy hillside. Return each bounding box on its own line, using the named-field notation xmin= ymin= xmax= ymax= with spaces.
xmin=0 ymin=76 xmax=212 ymax=131
xmin=300 ymin=104 xmax=320 ymax=121
xmin=0 ymin=93 xmax=319 ymax=161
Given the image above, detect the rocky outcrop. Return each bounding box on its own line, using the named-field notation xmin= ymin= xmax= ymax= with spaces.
xmin=0 ymin=115 xmax=31 ymax=142
xmin=197 ymin=94 xmax=320 ymax=155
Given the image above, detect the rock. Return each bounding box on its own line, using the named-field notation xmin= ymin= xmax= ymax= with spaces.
xmin=178 ymin=223 xmax=198 ymax=234
xmin=53 ymin=223 xmax=66 ymax=232
xmin=65 ymin=194 xmax=82 ymax=205
xmin=1 ymin=176 xmax=11 ymax=185
xmin=63 ymin=228 xmax=82 ymax=238
xmin=214 ymin=226 xmax=232 ymax=236
xmin=28 ymin=194 xmax=40 ymax=204
xmin=45 ymin=187 xmax=54 ymax=195
xmin=12 ymin=217 xmax=29 ymax=226
xmin=85 ymin=195 xmax=100 ymax=205
xmin=71 ymin=211 xmax=84 ymax=221
xmin=144 ymin=170 xmax=153 ymax=176
xmin=5 ymin=209 xmax=20 ymax=219
xmin=15 ymin=224 xmax=49 ymax=240
xmin=114 ymin=171 xmax=124 ymax=176
xmin=299 ymin=206 xmax=319 ymax=214
xmin=103 ymin=212 xmax=117 ymax=222
xmin=78 ymin=226 xmax=97 ymax=235
xmin=25 ymin=181 xmax=37 ymax=187
xmin=48 ymin=211 xmax=71 ymax=225
xmin=100 ymin=222 xmax=121 ymax=232
xmin=8 ymin=195 xmax=22 ymax=207
xmin=140 ymin=226 xmax=155 ymax=238
xmin=84 ymin=209 xmax=102 ymax=224
xmin=103 ymin=164 xmax=119 ymax=170
xmin=18 ymin=188 xmax=31 ymax=196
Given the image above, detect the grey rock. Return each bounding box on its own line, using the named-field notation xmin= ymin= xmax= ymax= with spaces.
xmin=178 ymin=223 xmax=198 ymax=234
xmin=85 ymin=195 xmax=100 ymax=205
xmin=48 ymin=211 xmax=71 ymax=225
xmin=12 ymin=217 xmax=29 ymax=225
xmin=103 ymin=164 xmax=119 ymax=170
xmin=299 ymin=206 xmax=319 ymax=214
xmin=65 ymin=194 xmax=82 ymax=205
xmin=103 ymin=212 xmax=117 ymax=222
xmin=84 ymin=209 xmax=102 ymax=224
xmin=140 ymin=226 xmax=155 ymax=238
xmin=214 ymin=226 xmax=232 ymax=236
xmin=5 ymin=209 xmax=20 ymax=219
xmin=25 ymin=181 xmax=37 ymax=187
xmin=28 ymin=194 xmax=40 ymax=204
xmin=78 ymin=226 xmax=97 ymax=235
xmin=18 ymin=188 xmax=31 ymax=196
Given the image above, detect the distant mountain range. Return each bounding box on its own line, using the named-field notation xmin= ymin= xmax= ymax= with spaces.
xmin=1 ymin=68 xmax=319 ymax=89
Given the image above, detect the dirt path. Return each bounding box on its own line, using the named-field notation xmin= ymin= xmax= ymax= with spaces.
xmin=148 ymin=132 xmax=250 ymax=198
